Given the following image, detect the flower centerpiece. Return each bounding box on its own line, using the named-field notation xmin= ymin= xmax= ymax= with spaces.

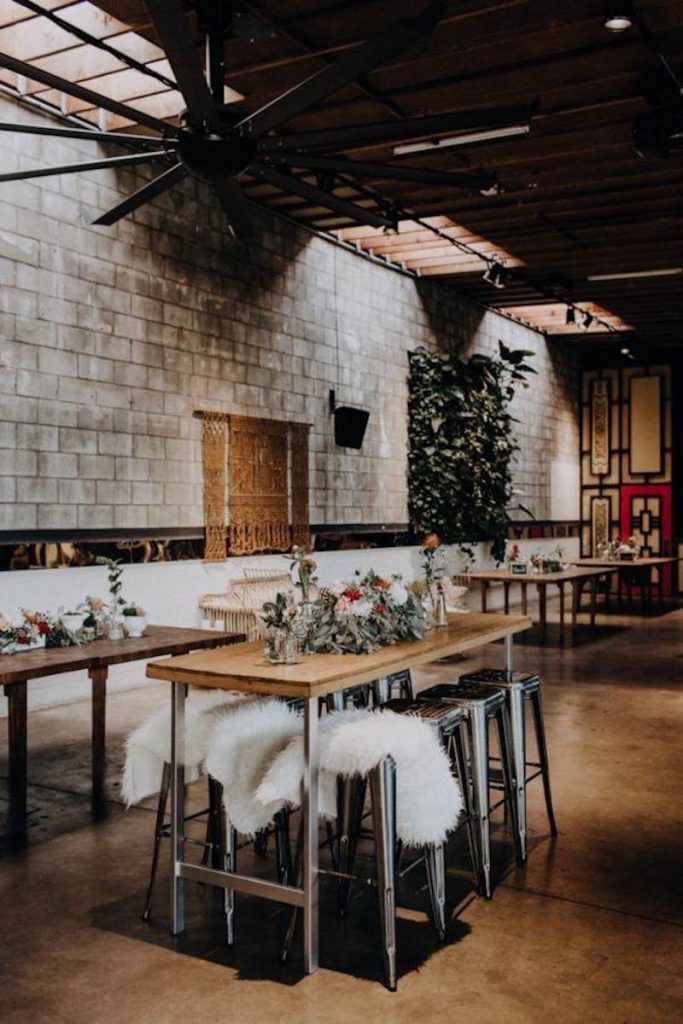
xmin=506 ymin=542 xmax=528 ymax=575
xmin=308 ymin=571 xmax=426 ymax=654
xmin=617 ymin=535 xmax=640 ymax=561
xmin=0 ymin=610 xmax=82 ymax=655
xmin=421 ymin=533 xmax=448 ymax=626
xmin=81 ymin=596 xmax=107 ymax=640
xmin=122 ymin=604 xmax=147 ymax=638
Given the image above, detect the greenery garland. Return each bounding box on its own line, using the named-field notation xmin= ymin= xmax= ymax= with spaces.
xmin=408 ymin=341 xmax=536 ymax=563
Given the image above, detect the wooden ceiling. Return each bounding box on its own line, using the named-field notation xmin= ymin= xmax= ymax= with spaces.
xmin=2 ymin=0 xmax=683 ymax=348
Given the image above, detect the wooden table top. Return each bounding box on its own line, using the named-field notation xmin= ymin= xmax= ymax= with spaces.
xmin=466 ymin=566 xmax=610 ymax=584
xmin=146 ymin=613 xmax=532 ymax=700
xmin=0 ymin=625 xmax=241 ymax=687
xmin=572 ymin=557 xmax=677 ymax=568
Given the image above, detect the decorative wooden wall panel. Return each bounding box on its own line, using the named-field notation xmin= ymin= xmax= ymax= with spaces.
xmin=629 ymin=375 xmax=663 ymax=475
xmin=590 ymin=379 xmax=610 ymax=476
xmin=580 ymin=366 xmax=673 ymax=558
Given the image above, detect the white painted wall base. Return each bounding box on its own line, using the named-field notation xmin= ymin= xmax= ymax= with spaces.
xmin=0 ymin=536 xmax=578 ymax=715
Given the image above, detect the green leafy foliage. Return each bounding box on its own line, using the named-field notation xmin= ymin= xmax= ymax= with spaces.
xmin=408 ymin=342 xmax=535 ymax=563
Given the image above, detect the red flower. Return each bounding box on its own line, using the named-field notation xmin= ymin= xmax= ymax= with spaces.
xmin=17 ymin=635 xmax=30 ymax=644
xmin=374 ymin=603 xmax=387 ymax=614
xmin=342 ymin=587 xmax=362 ymax=601
xmin=371 ymin=577 xmax=391 ymax=590
xmin=37 ymin=622 xmax=50 ymax=635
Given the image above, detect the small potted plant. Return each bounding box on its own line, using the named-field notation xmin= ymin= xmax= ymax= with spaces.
xmin=59 ymin=607 xmax=87 ymax=637
xmin=122 ymin=604 xmax=147 ymax=638
xmin=260 ymin=592 xmax=298 ymax=663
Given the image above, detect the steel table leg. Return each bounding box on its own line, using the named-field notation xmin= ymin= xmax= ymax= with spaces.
xmin=504 ymin=634 xmax=514 ymax=676
xmin=481 ymin=581 xmax=489 ymax=613
xmin=302 ymin=695 xmax=319 ymax=974
xmin=558 ymin=582 xmax=566 ymax=647
xmin=171 ymin=681 xmax=187 ymax=936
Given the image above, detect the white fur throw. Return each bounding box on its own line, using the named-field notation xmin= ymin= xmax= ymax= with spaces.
xmin=205 ymin=699 xmax=303 ymax=837
xmin=257 ymin=708 xmax=463 ymax=848
xmin=122 ymin=689 xmax=248 ymax=806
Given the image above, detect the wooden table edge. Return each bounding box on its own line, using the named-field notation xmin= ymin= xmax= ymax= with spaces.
xmin=145 ymin=615 xmax=532 ymax=700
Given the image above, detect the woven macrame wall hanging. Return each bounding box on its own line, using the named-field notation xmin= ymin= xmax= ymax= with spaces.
xmin=195 ymin=410 xmax=310 ymax=560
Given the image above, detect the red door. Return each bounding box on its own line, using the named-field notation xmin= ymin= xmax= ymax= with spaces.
xmin=619 ymin=485 xmax=672 ymax=596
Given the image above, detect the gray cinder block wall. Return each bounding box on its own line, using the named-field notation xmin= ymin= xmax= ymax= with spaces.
xmin=0 ymin=95 xmax=580 ymax=532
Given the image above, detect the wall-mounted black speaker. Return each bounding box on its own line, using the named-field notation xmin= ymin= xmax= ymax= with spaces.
xmin=334 ymin=405 xmax=370 ymax=449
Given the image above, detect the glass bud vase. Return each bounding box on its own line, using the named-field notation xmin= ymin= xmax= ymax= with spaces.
xmin=283 ymin=632 xmax=299 ymax=665
xmin=107 ymin=614 xmax=125 ymax=640
xmin=432 ymin=587 xmax=448 ymax=628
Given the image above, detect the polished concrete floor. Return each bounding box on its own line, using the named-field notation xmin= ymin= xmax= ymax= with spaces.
xmin=1 ymin=605 xmax=682 ymax=1023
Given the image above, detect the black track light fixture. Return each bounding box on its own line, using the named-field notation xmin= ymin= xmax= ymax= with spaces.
xmin=483 ymin=260 xmax=508 ymax=289
xmin=565 ymin=306 xmax=576 ymax=326
xmin=579 ymin=311 xmax=595 ymax=331
xmin=604 ymin=2 xmax=635 ymax=32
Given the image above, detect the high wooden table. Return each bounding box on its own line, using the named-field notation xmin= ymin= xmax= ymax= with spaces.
xmin=147 ymin=611 xmax=532 ymax=977
xmin=571 ymin=557 xmax=678 ymax=614
xmin=466 ymin=566 xmax=613 ymax=645
xmin=0 ymin=626 xmax=240 ymax=835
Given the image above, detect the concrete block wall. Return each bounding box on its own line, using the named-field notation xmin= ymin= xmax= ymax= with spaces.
xmin=0 ymin=94 xmax=580 ymax=531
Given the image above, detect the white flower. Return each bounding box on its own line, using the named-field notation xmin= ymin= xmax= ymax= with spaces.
xmin=390 ymin=580 xmax=409 ymax=605
xmin=351 ymin=600 xmax=373 ymax=618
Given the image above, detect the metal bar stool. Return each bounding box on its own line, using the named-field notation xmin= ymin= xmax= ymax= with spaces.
xmin=142 ymin=767 xmax=292 ymax=931
xmin=381 ymin=697 xmax=481 ymax=901
xmin=457 ymin=669 xmax=558 ymax=857
xmin=417 ymin=681 xmax=524 ymax=898
xmin=372 ymin=669 xmax=414 ymax=706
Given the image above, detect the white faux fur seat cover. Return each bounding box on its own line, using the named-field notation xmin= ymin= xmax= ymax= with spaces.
xmin=204 ymin=699 xmax=303 ymax=837
xmin=257 ymin=708 xmax=464 ymax=848
xmin=122 ymin=689 xmax=248 ymax=806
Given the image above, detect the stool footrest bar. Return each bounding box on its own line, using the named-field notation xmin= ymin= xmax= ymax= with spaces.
xmin=178 ymin=862 xmax=305 ymax=907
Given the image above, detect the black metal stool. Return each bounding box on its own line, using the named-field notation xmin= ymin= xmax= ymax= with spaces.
xmin=457 ymin=669 xmax=558 ymax=857
xmin=417 ymin=681 xmax=524 ymax=898
xmin=372 ymin=669 xmax=414 ymax=706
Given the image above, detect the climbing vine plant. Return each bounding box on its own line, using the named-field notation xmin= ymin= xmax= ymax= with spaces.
xmin=408 ymin=342 xmax=536 ymax=562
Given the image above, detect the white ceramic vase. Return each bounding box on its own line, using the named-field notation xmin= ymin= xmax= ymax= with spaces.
xmin=123 ymin=615 xmax=147 ymax=638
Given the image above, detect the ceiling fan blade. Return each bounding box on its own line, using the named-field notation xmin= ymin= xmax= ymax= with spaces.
xmin=237 ymin=0 xmax=443 ymax=140
xmin=0 ymin=51 xmax=171 ymax=134
xmin=93 ymin=162 xmax=186 ymax=226
xmin=212 ymin=179 xmax=253 ymax=241
xmin=258 ymin=104 xmax=534 ymax=154
xmin=143 ymin=0 xmax=217 ymax=130
xmin=265 ymin=153 xmax=495 ymax=191
xmin=252 ymin=165 xmax=392 ymax=228
xmin=0 ymin=122 xmax=167 ymax=147
xmin=0 ymin=151 xmax=169 ymax=184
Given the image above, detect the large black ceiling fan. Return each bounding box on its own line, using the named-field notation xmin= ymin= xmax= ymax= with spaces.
xmin=0 ymin=0 xmax=530 ymax=237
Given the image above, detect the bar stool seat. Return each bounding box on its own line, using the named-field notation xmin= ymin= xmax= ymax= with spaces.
xmin=417 ymin=682 xmax=524 ymax=898
xmin=457 ymin=669 xmax=558 ymax=855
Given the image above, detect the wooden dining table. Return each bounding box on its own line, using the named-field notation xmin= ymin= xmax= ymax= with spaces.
xmin=146 ymin=611 xmax=532 ymax=977
xmin=466 ymin=565 xmax=614 ymax=645
xmin=0 ymin=625 xmax=241 ymax=838
xmin=571 ymin=556 xmax=678 ymax=614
